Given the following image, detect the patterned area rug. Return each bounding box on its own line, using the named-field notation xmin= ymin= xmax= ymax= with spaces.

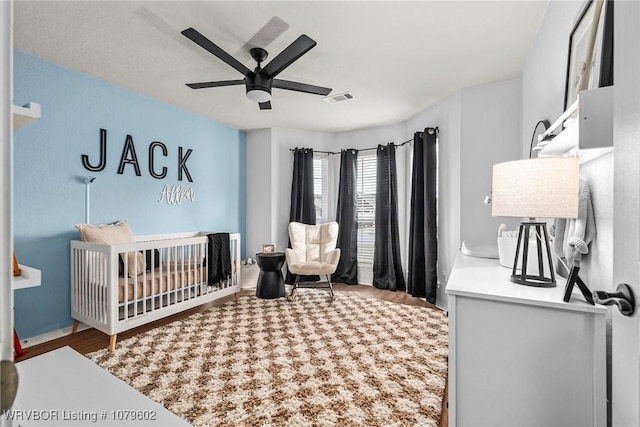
xmin=89 ymin=291 xmax=448 ymax=426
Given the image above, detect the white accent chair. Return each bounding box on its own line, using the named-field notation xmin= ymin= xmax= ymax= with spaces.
xmin=286 ymin=221 xmax=341 ymax=300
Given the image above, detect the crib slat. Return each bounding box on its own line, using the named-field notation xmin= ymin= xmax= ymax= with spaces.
xmin=178 ymin=245 xmax=182 ymax=301
xmin=100 ymin=250 xmax=105 ymax=321
xmin=134 ymin=250 xmax=139 ymax=305
xmin=83 ymin=251 xmax=89 ymax=319
xmin=124 ymin=250 xmax=129 ymax=321
xmin=94 ymin=251 xmax=99 ymax=321
xmin=85 ymin=250 xmax=90 ymax=317
xmin=150 ymin=248 xmax=156 ymax=314
xmin=186 ymin=244 xmax=190 ymax=299
xmin=173 ymin=246 xmax=178 ymax=305
xmin=198 ymin=242 xmax=204 ymax=295
xmin=142 ymin=252 xmax=147 ymax=314
xmin=168 ymin=246 xmax=172 ymax=307
xmin=91 ymin=251 xmax=97 ymax=320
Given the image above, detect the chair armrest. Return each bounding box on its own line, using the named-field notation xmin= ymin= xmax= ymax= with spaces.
xmin=286 ymin=248 xmax=301 ymax=266
xmin=326 ymin=248 xmax=341 ymax=267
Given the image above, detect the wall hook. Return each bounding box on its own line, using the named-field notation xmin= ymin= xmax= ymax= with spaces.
xmin=593 ymin=283 xmax=635 ymax=316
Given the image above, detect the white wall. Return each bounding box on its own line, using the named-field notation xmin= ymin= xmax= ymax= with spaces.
xmin=521 ymin=0 xmax=572 ymax=158
xmin=521 ymin=0 xmax=613 ymax=290
xmin=246 ymin=129 xmax=273 ymax=259
xmin=460 ymin=78 xmax=523 ymax=246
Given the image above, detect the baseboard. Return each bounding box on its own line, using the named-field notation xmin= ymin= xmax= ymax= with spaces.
xmin=20 ymin=323 xmax=91 ymax=349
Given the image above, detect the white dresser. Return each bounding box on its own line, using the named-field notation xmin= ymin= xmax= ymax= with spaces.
xmin=9 ymin=347 xmax=189 ymax=426
xmin=446 ymin=252 xmax=606 ymax=427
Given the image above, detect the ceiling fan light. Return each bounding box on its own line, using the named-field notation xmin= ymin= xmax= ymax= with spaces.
xmin=246 ymin=89 xmax=271 ymax=103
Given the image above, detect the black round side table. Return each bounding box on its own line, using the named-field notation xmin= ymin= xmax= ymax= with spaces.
xmin=255 ymin=252 xmax=286 ymax=299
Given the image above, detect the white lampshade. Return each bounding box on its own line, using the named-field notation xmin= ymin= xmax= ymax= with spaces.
xmin=246 ymin=89 xmax=271 ymax=103
xmin=492 ymin=157 xmax=579 ymax=219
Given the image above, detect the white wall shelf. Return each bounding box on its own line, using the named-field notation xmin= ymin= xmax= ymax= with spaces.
xmin=12 ymin=102 xmax=41 ymax=130
xmin=534 ymin=86 xmax=613 ymax=160
xmin=11 ymin=101 xmax=42 ymax=292
xmin=12 ymin=264 xmax=41 ymax=290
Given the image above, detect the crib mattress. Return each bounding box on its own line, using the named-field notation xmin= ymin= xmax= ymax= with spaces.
xmin=117 ymin=266 xmax=207 ymax=303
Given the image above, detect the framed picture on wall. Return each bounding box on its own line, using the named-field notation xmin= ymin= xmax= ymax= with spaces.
xmin=594 ymin=0 xmax=614 ymax=89
xmin=564 ymin=0 xmax=614 ymax=111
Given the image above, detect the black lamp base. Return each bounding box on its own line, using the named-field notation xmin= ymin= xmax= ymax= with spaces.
xmin=511 ymin=221 xmax=556 ymax=288
xmin=510 ymin=274 xmax=555 ymax=287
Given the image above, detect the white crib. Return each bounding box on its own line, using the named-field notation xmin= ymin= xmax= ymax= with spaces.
xmin=70 ymin=231 xmax=241 ymax=351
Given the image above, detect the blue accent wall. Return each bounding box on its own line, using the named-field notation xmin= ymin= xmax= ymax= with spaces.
xmin=13 ymin=50 xmax=246 ymax=339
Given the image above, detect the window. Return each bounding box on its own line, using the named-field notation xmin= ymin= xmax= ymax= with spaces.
xmin=356 ymin=154 xmax=376 ymax=264
xmin=313 ymin=154 xmax=329 ymax=224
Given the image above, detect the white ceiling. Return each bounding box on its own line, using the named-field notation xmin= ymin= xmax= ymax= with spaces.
xmin=13 ymin=1 xmax=549 ymax=133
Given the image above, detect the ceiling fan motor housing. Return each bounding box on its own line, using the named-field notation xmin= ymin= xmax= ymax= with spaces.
xmin=245 ymin=72 xmax=272 ymax=101
xmin=246 ymin=72 xmax=272 ymax=92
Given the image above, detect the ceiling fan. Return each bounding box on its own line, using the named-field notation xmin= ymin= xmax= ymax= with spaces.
xmin=181 ymin=28 xmax=332 ymax=110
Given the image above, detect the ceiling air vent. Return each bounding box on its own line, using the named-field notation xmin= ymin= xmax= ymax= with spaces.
xmin=323 ymin=91 xmax=355 ymax=104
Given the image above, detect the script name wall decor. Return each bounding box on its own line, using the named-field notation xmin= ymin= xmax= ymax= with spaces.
xmin=158 ymin=184 xmax=196 ymax=205
xmin=81 ymin=129 xmax=194 ymax=182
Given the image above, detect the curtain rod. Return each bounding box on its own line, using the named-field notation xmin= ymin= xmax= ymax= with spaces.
xmin=290 ymin=127 xmax=439 ymax=155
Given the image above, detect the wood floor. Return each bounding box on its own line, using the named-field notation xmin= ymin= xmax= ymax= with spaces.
xmin=17 ymin=284 xmax=449 ymax=426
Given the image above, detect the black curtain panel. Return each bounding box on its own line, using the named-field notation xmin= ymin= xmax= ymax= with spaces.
xmin=332 ymin=149 xmax=358 ymax=285
xmin=289 ymin=148 xmax=317 ymax=225
xmin=408 ymin=129 xmax=438 ymax=303
xmin=286 ymin=148 xmax=318 ymax=284
xmin=373 ymin=143 xmax=406 ymax=291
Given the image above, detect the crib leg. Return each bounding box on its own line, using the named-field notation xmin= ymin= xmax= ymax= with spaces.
xmin=109 ymin=335 xmax=117 ymax=352
xmin=234 ymin=292 xmax=239 ymax=303
xmin=71 ymin=320 xmax=80 ymax=335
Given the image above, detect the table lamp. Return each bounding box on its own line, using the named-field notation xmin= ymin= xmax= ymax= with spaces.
xmin=492 ymin=158 xmax=579 ymax=287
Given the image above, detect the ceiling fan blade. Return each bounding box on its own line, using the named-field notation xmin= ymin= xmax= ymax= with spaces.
xmin=181 ymin=27 xmax=251 ymax=76
xmin=235 ymin=16 xmax=290 ymax=60
xmin=135 ymin=7 xmax=205 ymax=55
xmin=261 ymin=34 xmax=317 ymax=78
xmin=273 ymin=79 xmax=332 ymax=96
xmin=186 ymin=79 xmax=245 ymax=89
xmin=259 ymin=101 xmax=272 ymax=110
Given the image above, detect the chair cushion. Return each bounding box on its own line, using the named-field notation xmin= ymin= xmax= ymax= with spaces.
xmin=289 ymin=222 xmax=338 ymax=263
xmin=288 ymin=261 xmax=337 ymax=275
